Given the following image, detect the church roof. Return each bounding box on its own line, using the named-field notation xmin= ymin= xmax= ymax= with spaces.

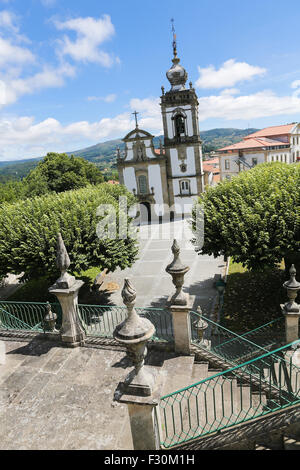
xmin=123 ymin=128 xmax=154 ymax=141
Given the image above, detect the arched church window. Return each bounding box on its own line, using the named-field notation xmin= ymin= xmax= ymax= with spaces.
xmin=175 ymin=114 xmax=186 ymax=137
xmin=138 ymin=175 xmax=148 ymax=194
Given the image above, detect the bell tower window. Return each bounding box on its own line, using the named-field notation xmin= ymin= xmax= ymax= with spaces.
xmin=174 ymin=113 xmax=186 ymax=137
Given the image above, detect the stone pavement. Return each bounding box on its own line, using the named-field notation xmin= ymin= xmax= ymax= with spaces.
xmin=0 ymin=338 xmax=134 ymax=450
xmin=100 ymin=219 xmax=225 ymax=316
xmin=0 ymin=337 xmax=202 ymax=450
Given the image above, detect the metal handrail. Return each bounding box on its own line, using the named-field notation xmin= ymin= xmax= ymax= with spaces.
xmin=159 ymin=340 xmax=300 ymax=448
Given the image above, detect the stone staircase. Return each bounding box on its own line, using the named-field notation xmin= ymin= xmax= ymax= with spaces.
xmin=158 ymin=350 xmax=300 ymax=451
xmin=1 ymin=337 xmax=300 ymax=450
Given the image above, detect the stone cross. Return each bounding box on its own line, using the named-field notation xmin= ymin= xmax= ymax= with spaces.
xmin=132 ymin=110 xmax=139 ymax=128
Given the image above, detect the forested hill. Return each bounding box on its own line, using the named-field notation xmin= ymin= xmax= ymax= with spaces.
xmin=0 ymin=127 xmax=258 ymax=181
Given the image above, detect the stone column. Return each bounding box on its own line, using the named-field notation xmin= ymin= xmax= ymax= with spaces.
xmin=282 ymin=264 xmax=300 ymax=344
xmin=113 ymin=279 xmax=162 ymax=450
xmin=49 ymin=233 xmax=85 ymax=347
xmin=166 ymin=239 xmax=191 ymax=354
xmin=0 ymin=340 xmax=5 ymax=365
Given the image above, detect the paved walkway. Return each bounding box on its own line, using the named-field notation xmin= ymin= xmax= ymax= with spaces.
xmin=101 ymin=219 xmax=225 ymax=316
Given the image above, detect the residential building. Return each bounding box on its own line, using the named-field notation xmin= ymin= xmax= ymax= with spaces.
xmin=217 ymin=123 xmax=300 ymax=181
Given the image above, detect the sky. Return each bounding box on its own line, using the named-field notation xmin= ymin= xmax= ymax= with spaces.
xmin=1 ymin=0 xmax=300 ymax=161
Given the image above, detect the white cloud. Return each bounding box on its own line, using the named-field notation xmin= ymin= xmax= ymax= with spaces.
xmin=0 ymin=98 xmax=163 ymax=160
xmin=0 ymin=63 xmax=76 ymax=106
xmin=54 ymin=14 xmax=117 ymax=67
xmin=0 ymin=10 xmax=18 ymax=32
xmin=3 ymin=80 xmax=300 ymax=161
xmin=87 ymin=93 xmax=117 ymax=103
xmin=196 ymin=59 xmax=266 ymax=89
xmin=291 ymin=80 xmax=300 ymax=89
xmin=197 ymin=86 xmax=300 ymax=121
xmin=0 ymin=36 xmax=34 ymax=67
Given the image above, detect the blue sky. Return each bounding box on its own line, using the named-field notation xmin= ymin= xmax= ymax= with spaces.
xmin=1 ymin=0 xmax=300 ymax=160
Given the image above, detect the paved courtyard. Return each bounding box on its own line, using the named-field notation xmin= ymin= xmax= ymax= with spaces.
xmin=101 ymin=219 xmax=225 ymax=316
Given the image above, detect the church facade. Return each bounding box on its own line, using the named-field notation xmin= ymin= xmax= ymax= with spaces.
xmin=117 ymin=39 xmax=204 ymax=219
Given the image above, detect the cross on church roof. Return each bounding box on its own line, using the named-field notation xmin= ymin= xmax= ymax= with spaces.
xmin=132 ymin=110 xmax=139 ymax=128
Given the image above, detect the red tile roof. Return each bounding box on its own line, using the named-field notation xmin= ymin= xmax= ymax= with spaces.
xmin=217 ymin=123 xmax=297 ymax=153
xmin=203 ymin=160 xmax=220 ymax=173
xmin=244 ymin=123 xmax=296 ymax=139
xmin=218 ymin=137 xmax=289 ymax=152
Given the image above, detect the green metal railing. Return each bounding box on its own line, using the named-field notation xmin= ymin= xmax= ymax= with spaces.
xmin=190 ymin=310 xmax=284 ymax=366
xmin=0 ymin=301 xmax=173 ymax=343
xmin=0 ymin=301 xmax=62 ymax=332
xmin=78 ymin=304 xmax=173 ymax=343
xmin=159 ymin=340 xmax=300 ymax=448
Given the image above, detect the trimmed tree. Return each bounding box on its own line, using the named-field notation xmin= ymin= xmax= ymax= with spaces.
xmin=24 ymin=152 xmax=104 ymax=196
xmin=192 ymin=162 xmax=300 ymax=271
xmin=0 ymin=183 xmax=138 ymax=281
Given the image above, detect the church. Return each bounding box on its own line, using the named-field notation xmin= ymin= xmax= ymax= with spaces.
xmin=117 ymin=32 xmax=204 ymax=220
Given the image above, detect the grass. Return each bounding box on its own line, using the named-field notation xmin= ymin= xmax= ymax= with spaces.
xmin=221 ymin=259 xmax=287 ymax=332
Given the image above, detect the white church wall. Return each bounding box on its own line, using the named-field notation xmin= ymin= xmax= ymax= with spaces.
xmin=123 ymin=167 xmax=136 ymax=192
xmin=148 ymin=164 xmax=164 ymax=206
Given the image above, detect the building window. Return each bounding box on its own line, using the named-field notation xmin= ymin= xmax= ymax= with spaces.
xmin=225 ymin=159 xmax=230 ymax=170
xmin=138 ymin=175 xmax=148 ymax=194
xmin=180 ymin=163 xmax=187 ymax=172
xmin=180 ymin=180 xmax=190 ymax=195
xmin=252 ymin=158 xmax=258 ymax=166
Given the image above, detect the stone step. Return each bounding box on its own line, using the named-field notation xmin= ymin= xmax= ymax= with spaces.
xmin=283 ymin=435 xmax=300 ymax=450
xmin=160 ymin=355 xmax=195 ymax=397
xmin=190 ymin=361 xmax=209 ymax=384
xmin=159 ymin=354 xmax=196 ymax=447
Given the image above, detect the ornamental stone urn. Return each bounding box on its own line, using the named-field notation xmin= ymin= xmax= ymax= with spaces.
xmin=166 ymin=239 xmax=190 ymax=306
xmin=49 ymin=233 xmax=85 ymax=347
xmin=113 ymin=278 xmax=156 ymax=396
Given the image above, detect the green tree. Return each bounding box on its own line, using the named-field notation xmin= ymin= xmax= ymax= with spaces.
xmin=24 ymin=152 xmax=104 ymax=195
xmin=192 ymin=162 xmax=300 ymax=271
xmin=0 ymin=183 xmax=138 ymax=281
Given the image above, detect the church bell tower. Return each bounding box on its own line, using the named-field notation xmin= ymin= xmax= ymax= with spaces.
xmin=160 ymin=21 xmax=204 ymax=214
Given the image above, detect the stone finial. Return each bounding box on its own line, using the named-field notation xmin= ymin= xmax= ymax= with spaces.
xmin=53 ymin=233 xmax=76 ymax=289
xmin=122 ymin=278 xmax=136 ymax=308
xmin=113 ymin=279 xmax=156 ymax=396
xmin=166 ymin=239 xmax=190 ymax=305
xmin=283 ymin=264 xmax=300 ymax=312
xmin=44 ymin=302 xmax=57 ymax=332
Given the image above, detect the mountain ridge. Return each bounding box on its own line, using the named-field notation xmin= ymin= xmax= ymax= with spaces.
xmin=0 ymin=127 xmax=259 ymax=181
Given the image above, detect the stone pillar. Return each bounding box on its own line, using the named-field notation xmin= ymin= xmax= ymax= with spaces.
xmin=0 ymin=340 xmax=5 ymax=365
xmin=49 ymin=233 xmax=85 ymax=347
xmin=166 ymin=239 xmax=191 ymax=354
xmin=113 ymin=279 xmax=162 ymax=450
xmin=126 ymin=400 xmax=161 ymax=450
xmin=282 ymin=264 xmax=300 ymax=345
